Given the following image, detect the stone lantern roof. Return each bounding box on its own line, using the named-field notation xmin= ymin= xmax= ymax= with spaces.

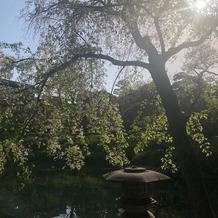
xmin=103 ymin=166 xmax=170 ymax=183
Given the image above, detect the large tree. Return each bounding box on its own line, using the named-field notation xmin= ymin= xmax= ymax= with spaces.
xmin=8 ymin=0 xmax=218 ymax=217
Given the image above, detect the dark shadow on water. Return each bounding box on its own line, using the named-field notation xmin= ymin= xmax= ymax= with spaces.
xmin=0 ymin=167 xmax=120 ymax=218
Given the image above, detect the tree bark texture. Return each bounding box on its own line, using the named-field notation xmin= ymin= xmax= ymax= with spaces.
xmin=148 ymin=56 xmax=215 ymax=218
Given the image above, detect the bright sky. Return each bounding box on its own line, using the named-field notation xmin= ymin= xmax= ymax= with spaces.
xmin=0 ymin=1 xmax=26 ymax=44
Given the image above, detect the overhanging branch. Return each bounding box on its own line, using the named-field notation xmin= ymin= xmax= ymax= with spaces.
xmin=38 ymin=52 xmax=150 ymax=98
xmin=165 ymin=28 xmax=215 ymax=60
xmin=78 ymin=53 xmax=150 ymax=69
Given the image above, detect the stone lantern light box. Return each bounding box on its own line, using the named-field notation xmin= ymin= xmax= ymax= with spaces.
xmin=103 ymin=166 xmax=171 ymax=218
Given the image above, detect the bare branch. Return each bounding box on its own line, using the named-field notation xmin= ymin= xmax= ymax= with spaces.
xmin=110 ymin=66 xmax=125 ymax=97
xmin=165 ymin=28 xmax=215 ymax=60
xmin=200 ymin=69 xmax=218 ymax=76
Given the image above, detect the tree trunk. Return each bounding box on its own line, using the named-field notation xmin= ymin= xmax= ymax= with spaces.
xmin=148 ymin=56 xmax=215 ymax=218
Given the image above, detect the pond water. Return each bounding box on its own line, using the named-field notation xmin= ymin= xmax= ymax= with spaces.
xmin=0 ymin=167 xmax=196 ymax=218
xmin=0 ymin=169 xmax=120 ymax=218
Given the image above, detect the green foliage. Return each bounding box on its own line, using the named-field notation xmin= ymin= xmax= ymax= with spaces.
xmin=0 ymin=81 xmax=36 ymax=185
xmin=187 ymin=113 xmax=212 ymax=156
xmin=0 ymin=143 xmax=6 ymax=174
xmin=38 ymin=92 xmax=129 ymax=169
xmin=0 ymin=72 xmax=129 ymax=178
xmin=0 ymin=35 xmax=131 ymax=180
xmin=113 ymin=70 xmax=145 ymax=97
xmin=86 ymin=92 xmax=129 ymax=167
xmin=161 ymin=147 xmax=177 ymax=173
xmin=131 ymin=96 xmax=212 ymax=172
xmin=133 ymin=114 xmax=173 ymax=154
xmin=117 ymin=82 xmax=159 ymax=129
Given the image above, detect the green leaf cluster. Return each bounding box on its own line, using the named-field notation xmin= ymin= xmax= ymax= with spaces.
xmin=131 ymin=97 xmax=212 ymax=172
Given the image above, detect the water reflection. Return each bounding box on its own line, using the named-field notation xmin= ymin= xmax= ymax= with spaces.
xmin=52 ymin=205 xmax=112 ymax=218
xmin=52 ymin=206 xmax=74 ymax=218
xmin=53 ymin=206 xmax=111 ymax=218
xmin=0 ymin=170 xmax=119 ymax=218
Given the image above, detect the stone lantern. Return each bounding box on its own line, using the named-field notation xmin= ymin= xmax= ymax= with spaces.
xmin=103 ymin=166 xmax=170 ymax=218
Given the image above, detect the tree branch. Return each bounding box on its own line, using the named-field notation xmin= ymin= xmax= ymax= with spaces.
xmin=110 ymin=66 xmax=125 ymax=97
xmin=154 ymin=17 xmax=166 ymax=54
xmin=165 ymin=28 xmax=215 ymax=60
xmin=125 ymin=20 xmax=159 ymax=56
xmin=79 ymin=53 xmax=150 ymax=69
xmin=38 ymin=52 xmax=150 ymax=99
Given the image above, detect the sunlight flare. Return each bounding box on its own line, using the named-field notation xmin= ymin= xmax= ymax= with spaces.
xmin=196 ymin=0 xmax=208 ymax=9
xmin=194 ymin=0 xmax=210 ymax=10
xmin=189 ymin=0 xmax=218 ymax=16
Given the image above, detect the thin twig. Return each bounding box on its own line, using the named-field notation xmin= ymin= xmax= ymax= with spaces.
xmin=110 ymin=66 xmax=125 ymax=97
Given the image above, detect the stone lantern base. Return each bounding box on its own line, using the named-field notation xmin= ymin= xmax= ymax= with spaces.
xmin=119 ymin=210 xmax=155 ymax=218
xmin=117 ymin=197 xmax=156 ymax=218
